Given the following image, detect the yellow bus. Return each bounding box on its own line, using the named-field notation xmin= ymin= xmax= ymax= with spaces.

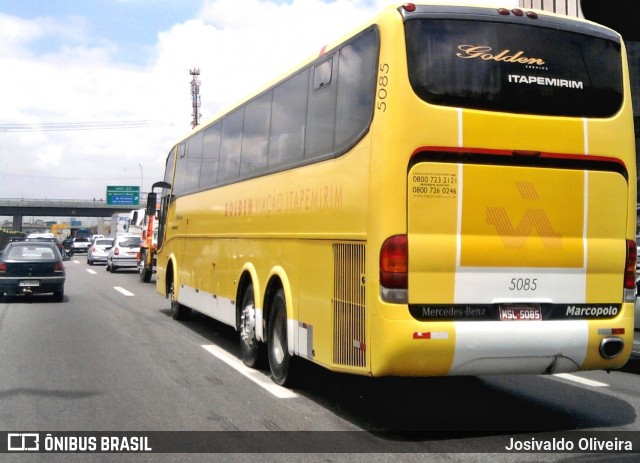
xmin=152 ymin=2 xmax=637 ymax=386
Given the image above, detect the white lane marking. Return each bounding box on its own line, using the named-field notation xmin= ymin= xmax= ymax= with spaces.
xmin=549 ymin=373 xmax=609 ymax=387
xmin=114 ymin=286 xmax=135 ymax=297
xmin=202 ymin=344 xmax=297 ymax=399
xmin=86 ymin=269 xmax=97 ymax=275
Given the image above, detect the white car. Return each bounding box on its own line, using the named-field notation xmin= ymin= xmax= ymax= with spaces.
xmin=87 ymin=238 xmax=115 ymax=265
xmin=69 ymin=237 xmax=91 ymax=255
xmin=106 ymin=235 xmax=141 ymax=273
xmin=91 ymin=234 xmax=105 ymax=243
xmin=26 ymin=232 xmax=56 ymax=239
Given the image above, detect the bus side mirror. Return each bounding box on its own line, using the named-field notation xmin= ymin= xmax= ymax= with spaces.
xmin=146 ymin=192 xmax=157 ymax=216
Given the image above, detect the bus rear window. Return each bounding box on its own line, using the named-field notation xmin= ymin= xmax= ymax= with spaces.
xmin=405 ymin=19 xmax=623 ymax=117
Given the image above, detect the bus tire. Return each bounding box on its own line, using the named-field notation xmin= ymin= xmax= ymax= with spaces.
xmin=267 ymin=288 xmax=295 ymax=386
xmin=169 ymin=279 xmax=191 ymax=321
xmin=240 ymin=284 xmax=265 ymax=368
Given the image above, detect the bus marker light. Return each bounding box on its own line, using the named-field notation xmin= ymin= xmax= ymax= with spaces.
xmin=511 ymin=8 xmax=524 ymax=16
xmin=497 ymin=8 xmax=510 ymax=15
xmin=526 ymin=11 xmax=539 ymax=19
xmin=353 ymin=340 xmax=366 ymax=350
xmin=598 ymin=328 xmax=625 ymax=336
xmin=413 ymin=332 xmax=448 ymax=340
xmin=512 ymin=149 xmax=541 ymax=157
xmin=402 ymin=3 xmax=416 ymax=13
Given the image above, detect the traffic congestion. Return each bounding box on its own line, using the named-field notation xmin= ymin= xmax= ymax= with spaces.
xmin=0 ymin=208 xmax=149 ymax=303
xmin=2 ymin=235 xmax=640 ymax=460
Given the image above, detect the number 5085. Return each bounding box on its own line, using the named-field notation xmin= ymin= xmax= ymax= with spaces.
xmin=509 ymin=278 xmax=538 ymax=291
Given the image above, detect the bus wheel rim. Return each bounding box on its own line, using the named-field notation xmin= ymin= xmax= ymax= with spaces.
xmin=241 ymin=303 xmax=256 ymax=346
xmin=273 ymin=311 xmax=285 ymax=364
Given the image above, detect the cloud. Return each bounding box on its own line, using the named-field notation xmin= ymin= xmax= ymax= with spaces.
xmin=0 ymin=16 xmax=183 ymax=200
xmin=0 ymin=0 xmax=390 ymax=203
xmin=0 ymin=0 xmax=515 ymax=204
xmin=157 ymin=0 xmax=390 ymax=119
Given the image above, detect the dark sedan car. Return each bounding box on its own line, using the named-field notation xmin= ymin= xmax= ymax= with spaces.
xmin=25 ymin=236 xmax=70 ymax=261
xmin=0 ymin=241 xmax=66 ymax=302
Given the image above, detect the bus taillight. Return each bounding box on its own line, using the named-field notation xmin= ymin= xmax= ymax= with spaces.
xmin=624 ymin=239 xmax=636 ymax=300
xmin=380 ymin=235 xmax=408 ymax=303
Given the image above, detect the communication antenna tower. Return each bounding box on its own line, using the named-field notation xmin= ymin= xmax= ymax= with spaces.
xmin=190 ymin=68 xmax=201 ymax=128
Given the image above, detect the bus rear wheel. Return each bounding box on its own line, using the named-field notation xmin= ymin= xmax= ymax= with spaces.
xmin=267 ymin=288 xmax=295 ymax=386
xmin=169 ymin=279 xmax=191 ymax=321
xmin=240 ymin=284 xmax=265 ymax=368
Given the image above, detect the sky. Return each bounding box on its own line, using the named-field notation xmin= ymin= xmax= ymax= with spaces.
xmin=0 ymin=0 xmax=517 ymax=203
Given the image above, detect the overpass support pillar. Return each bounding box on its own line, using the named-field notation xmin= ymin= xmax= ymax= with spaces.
xmin=13 ymin=215 xmax=22 ymax=232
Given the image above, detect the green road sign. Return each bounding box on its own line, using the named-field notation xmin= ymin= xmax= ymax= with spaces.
xmin=106 ymin=186 xmax=140 ymax=206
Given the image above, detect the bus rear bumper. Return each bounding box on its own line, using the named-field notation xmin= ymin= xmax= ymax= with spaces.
xmin=368 ymin=315 xmax=633 ymax=377
xmin=449 ymin=320 xmax=587 ymax=375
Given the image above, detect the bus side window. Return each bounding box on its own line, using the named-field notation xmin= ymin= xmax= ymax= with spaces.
xmin=335 ymin=30 xmax=377 ymax=151
xmin=268 ymin=69 xmax=308 ymax=168
xmin=313 ymin=58 xmax=333 ymax=91
xmin=219 ymin=108 xmax=244 ymax=183
xmin=241 ymin=92 xmax=272 ymax=177
xmin=186 ymin=131 xmax=204 ymax=192
xmin=201 ymin=122 xmax=221 ymax=189
xmin=306 ymin=57 xmax=337 ymax=158
xmin=173 ymin=143 xmax=187 ymax=196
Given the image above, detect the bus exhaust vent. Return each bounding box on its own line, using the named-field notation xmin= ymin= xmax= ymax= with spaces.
xmin=333 ymin=243 xmax=366 ymax=368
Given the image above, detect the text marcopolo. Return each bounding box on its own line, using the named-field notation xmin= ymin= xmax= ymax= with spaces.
xmin=566 ymin=305 xmax=618 ymax=317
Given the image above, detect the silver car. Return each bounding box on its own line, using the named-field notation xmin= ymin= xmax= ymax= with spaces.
xmin=87 ymin=238 xmax=114 ymax=265
xmin=106 ymin=235 xmax=141 ymax=273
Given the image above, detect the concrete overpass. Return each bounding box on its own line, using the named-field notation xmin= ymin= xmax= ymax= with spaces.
xmin=0 ymin=198 xmax=146 ymax=232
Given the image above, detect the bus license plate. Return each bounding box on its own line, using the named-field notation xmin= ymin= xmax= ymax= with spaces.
xmin=499 ymin=305 xmax=541 ymax=321
xmin=20 ymin=280 xmax=39 ymax=287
